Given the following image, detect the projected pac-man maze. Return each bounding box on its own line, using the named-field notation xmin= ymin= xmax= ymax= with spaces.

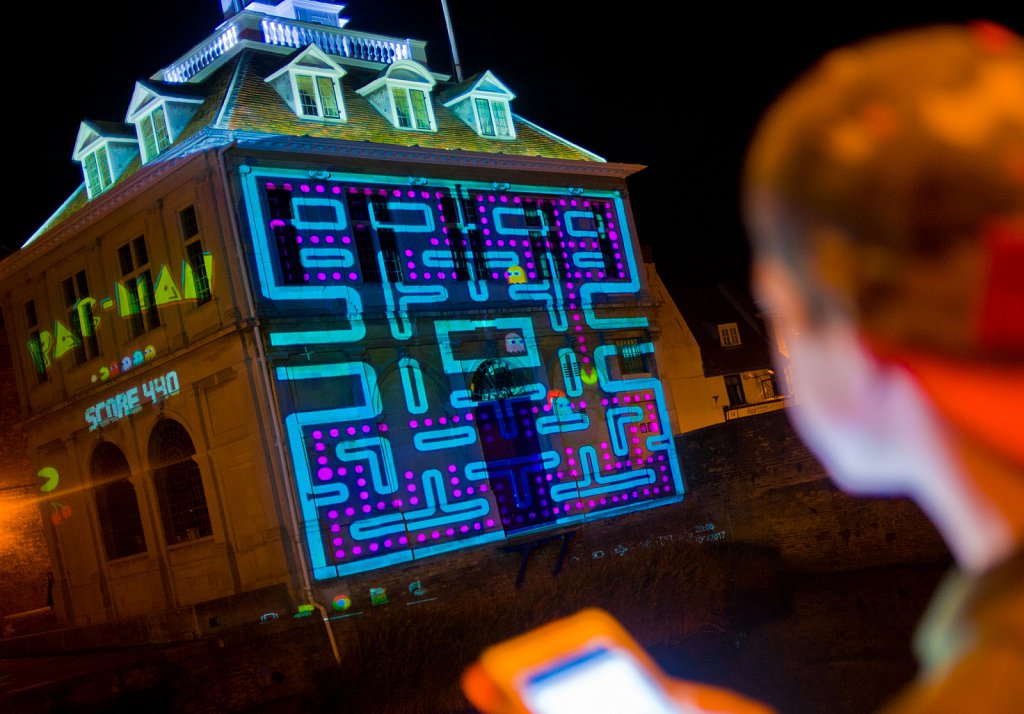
xmin=241 ymin=167 xmax=684 ymax=579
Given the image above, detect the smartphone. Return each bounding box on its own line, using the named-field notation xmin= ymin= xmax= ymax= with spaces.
xmin=466 ymin=608 xmax=688 ymax=714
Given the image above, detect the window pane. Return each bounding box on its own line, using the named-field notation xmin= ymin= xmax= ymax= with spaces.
xmin=392 ymin=86 xmax=411 ymax=127
xmin=410 ymin=89 xmax=431 ymax=129
xmin=316 ymin=76 xmax=340 ymax=119
xmin=179 ymin=205 xmax=199 ymax=238
xmin=96 ymin=146 xmax=112 ymax=188
xmin=475 ymin=98 xmax=495 ymax=136
xmin=492 ymin=101 xmax=510 ymax=136
xmin=140 ymin=115 xmax=157 ymax=161
xmin=118 ymin=244 xmax=135 ymax=276
xmin=616 ymin=338 xmax=648 ymax=375
xmin=186 ymin=240 xmax=213 ymax=303
xmin=132 ymin=236 xmax=149 ymax=267
xmin=152 ymin=107 xmax=170 ymax=151
xmin=296 ymin=74 xmax=319 ymax=116
xmin=83 ymin=152 xmax=101 ymax=195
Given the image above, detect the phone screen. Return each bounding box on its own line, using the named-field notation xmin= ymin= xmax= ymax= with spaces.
xmin=519 ymin=644 xmax=680 ymax=714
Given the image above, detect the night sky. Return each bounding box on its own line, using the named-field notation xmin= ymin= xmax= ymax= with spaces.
xmin=8 ymin=2 xmax=1021 ymax=302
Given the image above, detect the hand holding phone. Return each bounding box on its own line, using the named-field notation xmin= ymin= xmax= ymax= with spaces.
xmin=462 ymin=608 xmax=775 ymax=714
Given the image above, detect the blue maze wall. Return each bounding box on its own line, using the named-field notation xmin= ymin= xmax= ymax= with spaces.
xmin=240 ymin=167 xmax=685 ymax=579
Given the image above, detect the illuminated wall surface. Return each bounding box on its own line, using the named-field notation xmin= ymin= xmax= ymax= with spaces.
xmin=240 ymin=167 xmax=684 ymax=579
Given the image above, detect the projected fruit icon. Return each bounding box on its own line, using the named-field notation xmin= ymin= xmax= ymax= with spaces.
xmin=49 ymin=502 xmax=72 ymax=526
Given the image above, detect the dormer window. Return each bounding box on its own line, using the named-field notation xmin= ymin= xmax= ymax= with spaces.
xmin=296 ymin=74 xmax=342 ymax=119
xmin=266 ymin=45 xmax=347 ymax=122
xmin=126 ymin=80 xmax=204 ymax=165
xmin=440 ymin=71 xmax=517 ymax=140
xmin=138 ymin=106 xmax=171 ymax=163
xmin=392 ymin=86 xmax=431 ymax=130
xmin=474 ymin=98 xmax=511 ymax=138
xmin=72 ymin=120 xmax=140 ymax=199
xmin=358 ymin=59 xmax=437 ymax=132
xmin=83 ymin=146 xmax=113 ymax=197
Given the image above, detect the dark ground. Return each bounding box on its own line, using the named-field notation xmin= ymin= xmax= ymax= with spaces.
xmin=1 ymin=550 xmax=950 ymax=714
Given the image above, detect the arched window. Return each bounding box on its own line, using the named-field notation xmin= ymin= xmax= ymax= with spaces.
xmin=92 ymin=442 xmax=147 ymax=560
xmin=149 ymin=419 xmax=212 ymax=545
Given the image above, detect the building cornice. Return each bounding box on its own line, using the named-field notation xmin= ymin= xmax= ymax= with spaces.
xmin=1 ymin=127 xmax=644 ymax=281
xmin=226 ymin=130 xmax=644 ymax=178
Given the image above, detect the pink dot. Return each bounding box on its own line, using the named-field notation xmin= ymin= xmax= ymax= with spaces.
xmin=352 ymin=546 xmax=362 ymax=555
xmin=317 ymin=468 xmax=332 ymax=481
xmin=399 ymin=536 xmax=408 ymax=545
xmin=485 ymin=519 xmax=494 ymax=528
xmin=417 ymin=534 xmax=427 ymax=542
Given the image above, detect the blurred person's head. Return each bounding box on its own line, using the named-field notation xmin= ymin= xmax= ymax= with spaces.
xmin=742 ymin=22 xmax=1024 ymax=568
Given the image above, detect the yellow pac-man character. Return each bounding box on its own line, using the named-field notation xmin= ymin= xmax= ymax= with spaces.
xmin=37 ymin=467 xmax=59 ymax=493
xmin=580 ymin=367 xmax=599 ymax=385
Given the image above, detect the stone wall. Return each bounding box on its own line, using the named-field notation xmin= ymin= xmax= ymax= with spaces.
xmin=676 ymin=409 xmax=949 ymax=571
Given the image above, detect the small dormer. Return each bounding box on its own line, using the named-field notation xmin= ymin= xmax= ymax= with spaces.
xmin=357 ymin=60 xmax=437 ymax=132
xmin=441 ymin=71 xmax=516 ymax=140
xmin=265 ymin=45 xmax=347 ymax=122
xmin=72 ymin=121 xmax=140 ymax=199
xmin=126 ymin=81 xmax=205 ymax=164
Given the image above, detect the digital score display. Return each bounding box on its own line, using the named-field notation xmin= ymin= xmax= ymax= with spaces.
xmin=84 ymin=370 xmax=181 ymax=430
xmin=240 ymin=167 xmax=685 ymax=580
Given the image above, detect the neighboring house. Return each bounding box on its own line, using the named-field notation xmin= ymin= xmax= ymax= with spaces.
xmin=0 ymin=1 xmax=686 ymax=626
xmin=646 ymin=260 xmax=790 ymax=432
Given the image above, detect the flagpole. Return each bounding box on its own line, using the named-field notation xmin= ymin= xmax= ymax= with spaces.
xmin=440 ymin=0 xmax=464 ymax=83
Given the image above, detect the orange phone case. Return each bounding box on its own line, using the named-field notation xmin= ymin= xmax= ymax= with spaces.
xmin=464 ymin=608 xmax=672 ymax=714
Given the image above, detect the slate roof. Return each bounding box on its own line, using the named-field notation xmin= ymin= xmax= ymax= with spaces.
xmin=30 ymin=45 xmax=600 ymax=245
xmin=674 ymin=283 xmax=775 ymax=377
xmin=81 ymin=120 xmax=137 ymax=139
xmin=220 ymin=51 xmax=595 ymax=161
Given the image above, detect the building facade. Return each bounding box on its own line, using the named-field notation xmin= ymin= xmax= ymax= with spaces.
xmin=0 ymin=1 xmax=685 ymax=625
